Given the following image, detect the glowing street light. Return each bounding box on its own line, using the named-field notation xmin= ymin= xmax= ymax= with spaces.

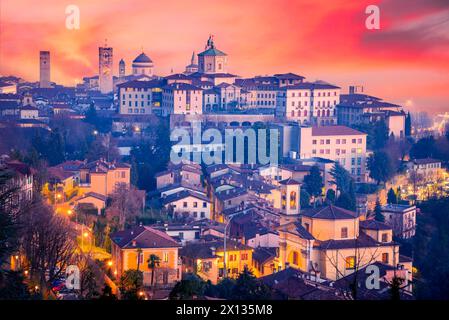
xmin=107 ymin=260 xmax=113 ymax=267
xmin=83 ymin=232 xmax=89 ymax=238
xmin=67 ymin=209 xmax=73 ymax=216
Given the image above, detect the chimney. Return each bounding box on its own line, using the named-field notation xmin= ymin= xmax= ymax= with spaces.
xmin=131 ymin=240 xmax=137 ymax=247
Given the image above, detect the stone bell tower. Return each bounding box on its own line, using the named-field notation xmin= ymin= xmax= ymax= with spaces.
xmin=278 ymin=178 xmax=301 ymax=225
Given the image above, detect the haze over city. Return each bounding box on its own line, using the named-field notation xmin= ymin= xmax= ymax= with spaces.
xmin=1 ymin=0 xmax=449 ymax=113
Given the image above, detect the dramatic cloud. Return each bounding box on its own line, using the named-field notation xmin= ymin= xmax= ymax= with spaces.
xmin=0 ymin=0 xmax=448 ymax=112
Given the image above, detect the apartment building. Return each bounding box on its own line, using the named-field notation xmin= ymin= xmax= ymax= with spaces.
xmin=298 ymin=126 xmax=367 ymax=181
xmin=110 ymin=226 xmax=182 ymax=286
xmin=162 ymin=83 xmax=203 ymax=115
xmin=276 ymin=82 xmax=340 ymax=126
xmin=118 ymin=79 xmax=164 ymax=115
xmin=78 ymin=160 xmax=131 ymax=196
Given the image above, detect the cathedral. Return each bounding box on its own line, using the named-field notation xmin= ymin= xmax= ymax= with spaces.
xmin=197 ymin=35 xmax=228 ymax=74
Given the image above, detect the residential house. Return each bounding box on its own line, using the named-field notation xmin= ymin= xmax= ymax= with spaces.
xmin=180 ymin=240 xmax=253 ymax=284
xmin=110 ymin=225 xmax=182 ymax=287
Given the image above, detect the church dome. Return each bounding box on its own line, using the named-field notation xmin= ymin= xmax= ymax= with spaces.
xmin=133 ymin=52 xmax=152 ymax=63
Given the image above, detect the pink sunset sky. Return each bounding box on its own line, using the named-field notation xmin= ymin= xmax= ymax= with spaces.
xmin=1 ymin=0 xmax=448 ymax=113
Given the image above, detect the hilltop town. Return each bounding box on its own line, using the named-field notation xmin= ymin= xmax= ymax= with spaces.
xmin=2 ymin=35 xmax=449 ymax=300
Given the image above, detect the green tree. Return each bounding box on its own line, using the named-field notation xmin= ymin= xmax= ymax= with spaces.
xmin=0 ymin=171 xmax=19 ymax=264
xmin=373 ymin=120 xmax=389 ymax=150
xmin=0 ymin=271 xmax=30 ymax=300
xmin=367 ymin=151 xmax=394 ymax=185
xmin=387 ymin=188 xmax=397 ymax=204
xmin=231 ymin=267 xmax=271 ymax=300
xmin=130 ymin=119 xmax=171 ymax=191
xmin=80 ymin=264 xmax=99 ymax=300
xmin=330 ymin=163 xmax=353 ymax=195
xmin=169 ymin=274 xmax=206 ymax=300
xmin=336 ymin=191 xmax=356 ymax=211
xmin=119 ymin=270 xmax=144 ymax=300
xmin=405 ymin=112 xmax=412 ymax=137
xmin=410 ymin=136 xmax=436 ymax=159
xmin=147 ymin=254 xmax=161 ymax=287
xmin=374 ymin=199 xmax=384 ymax=222
xmin=325 ymin=189 xmax=336 ymax=204
xmin=99 ymin=284 xmax=117 ymax=300
xmin=303 ymin=165 xmax=324 ymax=205
xmin=300 ymin=189 xmax=311 ymax=208
xmin=47 ymin=128 xmax=66 ymax=165
xmin=335 ymin=178 xmax=356 ymax=211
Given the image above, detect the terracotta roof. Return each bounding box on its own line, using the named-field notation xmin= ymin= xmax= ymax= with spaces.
xmin=317 ymin=233 xmax=396 ymax=250
xmin=164 ymin=73 xmax=191 ymax=80
xmin=163 ymin=83 xmax=202 ymax=91
xmin=179 ymin=240 xmax=250 ymax=260
xmin=279 ymin=177 xmax=301 ymax=185
xmin=161 ymin=190 xmax=210 ymax=205
xmin=79 ymin=192 xmax=107 ymax=201
xmin=4 ymin=161 xmax=34 ymax=176
xmin=360 ymin=219 xmax=392 ymax=231
xmin=311 ymin=126 xmax=365 ymax=136
xmin=252 ymin=247 xmax=277 ymax=264
xmin=413 ymin=158 xmax=440 ymax=165
xmin=215 ymin=187 xmax=248 ymax=201
xmin=48 ymin=166 xmax=75 ymax=181
xmin=282 ymin=82 xmax=340 ymax=90
xmin=301 ymin=205 xmax=357 ymax=220
xmin=117 ymin=79 xmax=162 ymax=89
xmin=293 ymin=222 xmax=315 ymax=240
xmin=111 ymin=226 xmax=180 ymax=249
xmin=273 ymin=73 xmax=305 ymax=80
xmin=197 ymin=48 xmax=227 ymax=56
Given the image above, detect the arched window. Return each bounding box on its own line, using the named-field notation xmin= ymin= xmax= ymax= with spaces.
xmin=326 ymin=110 xmax=330 ymax=117
xmin=281 ymin=190 xmax=286 ymax=210
xmin=304 ymin=110 xmax=307 ymax=116
xmin=298 ymin=110 xmax=301 ymax=117
xmin=317 ymin=110 xmax=321 ymax=117
xmin=291 ymin=110 xmax=295 ymax=117
xmin=290 ymin=191 xmax=297 ymax=209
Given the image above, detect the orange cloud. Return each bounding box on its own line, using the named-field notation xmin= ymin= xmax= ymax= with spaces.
xmin=1 ymin=0 xmax=448 ymax=112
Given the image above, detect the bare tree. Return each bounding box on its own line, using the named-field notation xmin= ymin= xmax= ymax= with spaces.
xmin=408 ymin=169 xmax=423 ymax=196
xmin=106 ymin=183 xmax=144 ymax=229
xmin=20 ymin=198 xmax=77 ymax=290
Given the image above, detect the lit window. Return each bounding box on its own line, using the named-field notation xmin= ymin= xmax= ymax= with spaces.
xmin=345 ymin=256 xmax=355 ymax=269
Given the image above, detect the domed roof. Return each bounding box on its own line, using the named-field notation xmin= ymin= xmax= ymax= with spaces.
xmin=133 ymin=52 xmax=152 ymax=63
